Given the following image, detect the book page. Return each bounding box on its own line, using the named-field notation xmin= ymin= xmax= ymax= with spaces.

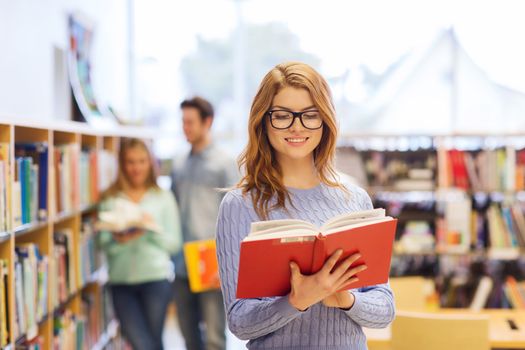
xmin=247 ymin=223 xmax=318 ymax=237
xmin=250 ymin=218 xmax=315 ymax=233
xmin=243 ymin=227 xmax=318 ymax=242
xmin=323 ymin=216 xmax=393 ymax=236
xmin=321 ymin=208 xmax=385 ymax=231
xmin=97 ymin=197 xmax=161 ymax=233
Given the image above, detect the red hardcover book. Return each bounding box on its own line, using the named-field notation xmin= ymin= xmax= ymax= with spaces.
xmin=236 ymin=209 xmax=397 ymax=299
xmin=449 ymin=149 xmax=470 ymax=190
xmin=89 ymin=150 xmax=99 ymax=203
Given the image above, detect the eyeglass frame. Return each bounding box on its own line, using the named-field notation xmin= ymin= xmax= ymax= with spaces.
xmin=266 ymin=109 xmax=324 ymax=130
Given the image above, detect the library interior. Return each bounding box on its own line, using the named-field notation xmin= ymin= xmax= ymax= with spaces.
xmin=1 ymin=1 xmax=525 ymax=350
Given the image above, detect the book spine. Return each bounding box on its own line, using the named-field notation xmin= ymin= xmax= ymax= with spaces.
xmin=23 ymin=158 xmax=32 ymax=224
xmin=310 ymin=233 xmax=327 ymax=274
xmin=38 ymin=148 xmax=48 ymax=220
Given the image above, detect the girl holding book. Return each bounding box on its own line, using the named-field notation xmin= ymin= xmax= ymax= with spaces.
xmin=98 ymin=138 xmax=182 ymax=350
xmin=216 ymin=62 xmax=395 ymax=349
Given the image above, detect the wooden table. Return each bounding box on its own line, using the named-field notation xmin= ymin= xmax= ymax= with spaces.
xmin=364 ymin=309 xmax=525 ymax=349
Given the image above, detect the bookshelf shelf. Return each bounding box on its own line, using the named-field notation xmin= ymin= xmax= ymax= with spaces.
xmin=13 ymin=221 xmax=48 ymax=236
xmin=0 ymin=232 xmax=10 ymax=243
xmin=54 ymin=211 xmax=76 ymax=223
xmin=0 ymin=119 xmax=133 ymax=350
xmin=338 ymin=133 xmax=525 ymax=309
xmin=80 ymin=204 xmax=98 ymax=213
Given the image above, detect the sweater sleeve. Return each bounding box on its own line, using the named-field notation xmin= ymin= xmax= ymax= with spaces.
xmin=341 ymin=186 xmax=396 ymax=328
xmin=216 ymin=191 xmax=302 ymax=341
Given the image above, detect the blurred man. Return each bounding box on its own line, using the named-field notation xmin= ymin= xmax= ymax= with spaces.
xmin=171 ymin=96 xmax=237 ymax=350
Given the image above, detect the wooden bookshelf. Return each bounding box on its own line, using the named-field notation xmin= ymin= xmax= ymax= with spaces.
xmin=338 ymin=133 xmax=525 ymax=309
xmin=0 ymin=119 xmax=142 ymax=350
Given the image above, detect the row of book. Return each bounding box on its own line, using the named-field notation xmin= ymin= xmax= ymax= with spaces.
xmin=435 ymin=199 xmax=525 ymax=255
xmin=14 ymin=243 xmax=48 ymax=340
xmin=8 ymin=142 xmax=118 ymax=229
xmin=436 ymin=257 xmax=525 ymax=309
xmin=13 ymin=143 xmax=48 ymax=227
xmin=385 ymin=191 xmax=525 ymax=255
xmin=361 ymin=150 xmax=437 ymax=191
xmin=53 ymin=230 xmax=76 ymax=306
xmin=438 ymin=148 xmax=525 ymax=193
xmin=53 ymin=309 xmax=85 ymax=350
xmin=55 ymin=144 xmax=79 ymax=215
xmin=0 ymin=139 xmax=119 ymax=232
xmin=54 ymin=146 xmax=118 ymax=215
xmin=339 ymin=147 xmax=525 ymax=193
xmin=0 ymin=259 xmax=9 ymax=347
xmin=79 ymin=219 xmax=104 ymax=287
xmin=13 ymin=229 xmax=77 ymax=342
xmin=19 ymin=289 xmax=120 ymax=350
xmin=80 ymin=286 xmax=121 ymax=350
xmin=56 ymin=145 xmax=117 ymax=214
xmin=79 ymin=149 xmax=99 ymax=209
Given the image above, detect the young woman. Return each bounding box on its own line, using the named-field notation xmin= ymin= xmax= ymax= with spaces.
xmin=216 ymin=62 xmax=395 ymax=349
xmin=98 ymin=138 xmax=182 ymax=350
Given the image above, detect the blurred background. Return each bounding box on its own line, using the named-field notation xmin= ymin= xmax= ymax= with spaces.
xmin=2 ymin=0 xmax=525 ymax=157
xmin=2 ymin=1 xmax=525 ymax=349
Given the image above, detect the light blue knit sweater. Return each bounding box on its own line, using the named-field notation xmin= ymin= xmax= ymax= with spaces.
xmin=216 ymin=182 xmax=395 ymax=349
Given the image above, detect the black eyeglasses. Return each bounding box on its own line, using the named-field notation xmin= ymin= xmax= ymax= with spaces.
xmin=267 ymin=109 xmax=323 ymax=130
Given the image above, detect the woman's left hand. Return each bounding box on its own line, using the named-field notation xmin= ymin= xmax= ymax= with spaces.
xmin=322 ymin=291 xmax=355 ymax=309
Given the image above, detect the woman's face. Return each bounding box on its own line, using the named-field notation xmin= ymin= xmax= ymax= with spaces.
xmin=123 ymin=146 xmax=151 ymax=188
xmin=266 ymin=87 xmax=323 ymax=164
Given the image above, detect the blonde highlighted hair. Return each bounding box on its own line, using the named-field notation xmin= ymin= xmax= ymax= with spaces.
xmin=238 ymin=62 xmax=343 ymax=220
xmin=102 ymin=138 xmax=160 ymax=199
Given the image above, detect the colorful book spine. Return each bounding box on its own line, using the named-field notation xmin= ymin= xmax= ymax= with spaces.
xmin=15 ymin=143 xmax=48 ymax=221
xmin=0 ymin=259 xmax=9 ymax=347
xmin=14 ymin=243 xmax=48 ymax=339
xmin=0 ymin=143 xmax=10 ymax=232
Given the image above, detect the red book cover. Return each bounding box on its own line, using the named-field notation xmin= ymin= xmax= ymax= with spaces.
xmin=90 ymin=150 xmax=99 ymax=203
xmin=236 ymin=217 xmax=397 ymax=299
xmin=456 ymin=150 xmax=470 ymax=190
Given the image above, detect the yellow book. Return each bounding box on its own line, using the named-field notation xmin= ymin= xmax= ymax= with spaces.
xmin=0 ymin=143 xmax=10 ymax=232
xmin=183 ymin=239 xmax=220 ymax=293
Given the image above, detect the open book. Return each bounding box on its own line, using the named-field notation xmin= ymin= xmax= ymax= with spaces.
xmin=95 ymin=197 xmax=161 ymax=234
xmin=236 ymin=208 xmax=397 ymax=298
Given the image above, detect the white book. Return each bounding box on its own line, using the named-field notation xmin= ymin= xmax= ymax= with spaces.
xmin=470 ymin=276 xmax=493 ymax=311
xmin=96 ymin=197 xmax=161 ymax=234
xmin=506 ymin=146 xmax=516 ymax=192
xmin=12 ymin=181 xmax=22 ymax=228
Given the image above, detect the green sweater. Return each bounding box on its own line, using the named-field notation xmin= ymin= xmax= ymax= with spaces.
xmin=98 ymin=188 xmax=182 ymax=284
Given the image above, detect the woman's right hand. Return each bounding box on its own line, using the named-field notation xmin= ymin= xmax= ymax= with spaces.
xmin=288 ymin=250 xmax=364 ymax=311
xmin=112 ymin=228 xmax=145 ymax=244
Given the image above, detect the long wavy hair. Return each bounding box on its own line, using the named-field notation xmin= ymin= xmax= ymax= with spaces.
xmin=102 ymin=138 xmax=160 ymax=199
xmin=238 ymin=62 xmax=343 ymax=220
